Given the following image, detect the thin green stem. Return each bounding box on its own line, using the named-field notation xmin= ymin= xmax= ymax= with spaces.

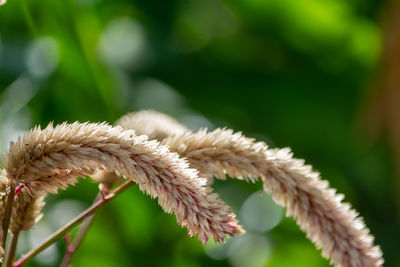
xmin=13 ymin=179 xmax=134 ymax=267
xmin=4 ymin=231 xmax=20 ymax=267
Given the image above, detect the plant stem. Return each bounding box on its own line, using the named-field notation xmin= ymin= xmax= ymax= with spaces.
xmin=4 ymin=231 xmax=20 ymax=267
xmin=59 ymin=214 xmax=95 ymax=267
xmin=59 ymin=192 xmax=102 ymax=267
xmin=13 ymin=179 xmax=134 ymax=267
xmin=2 ymin=184 xmax=16 ymax=253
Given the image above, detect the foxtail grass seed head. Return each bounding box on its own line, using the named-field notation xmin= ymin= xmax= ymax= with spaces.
xmin=0 ymin=165 xmax=45 ymax=264
xmin=10 ymin=190 xmax=45 ymax=233
xmin=2 ymin=122 xmax=243 ymax=242
xmin=116 ymin=110 xmax=188 ymax=141
xmin=0 ymin=110 xmax=383 ymax=266
xmin=95 ymin=111 xmax=383 ymax=266
xmin=93 ymin=110 xmax=188 ymax=187
xmin=162 ymin=128 xmax=383 ymax=267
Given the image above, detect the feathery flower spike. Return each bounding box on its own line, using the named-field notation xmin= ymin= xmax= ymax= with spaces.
xmin=89 ymin=110 xmax=384 ymax=266
xmin=2 ymin=122 xmax=243 ymax=243
xmin=93 ymin=110 xmax=189 ymax=187
xmin=116 ymin=110 xmax=188 ymax=141
xmin=0 ymin=170 xmax=45 ymax=265
xmin=0 ymin=170 xmax=45 ymax=247
xmin=9 ymin=189 xmax=45 ymax=233
xmin=162 ymin=128 xmax=383 ymax=267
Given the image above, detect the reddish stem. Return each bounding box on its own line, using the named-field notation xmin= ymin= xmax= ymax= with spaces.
xmin=13 ymin=179 xmax=133 ymax=267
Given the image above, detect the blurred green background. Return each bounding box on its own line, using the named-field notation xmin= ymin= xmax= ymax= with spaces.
xmin=0 ymin=0 xmax=398 ymax=266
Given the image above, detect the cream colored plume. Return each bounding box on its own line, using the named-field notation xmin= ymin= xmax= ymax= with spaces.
xmin=9 ymin=190 xmax=46 ymax=233
xmin=93 ymin=110 xmax=189 ymax=187
xmin=104 ymin=110 xmax=383 ymax=266
xmin=0 ymin=176 xmax=45 ymax=233
xmin=163 ymin=128 xmax=383 ymax=267
xmin=2 ymin=122 xmax=243 ymax=243
xmin=0 ymin=170 xmax=45 ymax=261
xmin=116 ymin=110 xmax=188 ymax=141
